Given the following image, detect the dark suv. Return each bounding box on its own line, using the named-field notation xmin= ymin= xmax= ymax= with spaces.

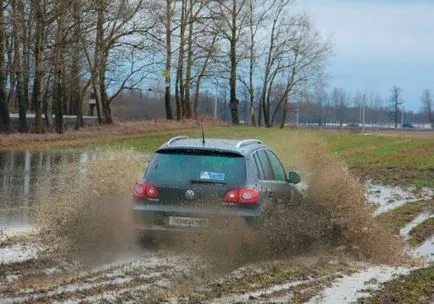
xmin=133 ymin=136 xmax=302 ymax=234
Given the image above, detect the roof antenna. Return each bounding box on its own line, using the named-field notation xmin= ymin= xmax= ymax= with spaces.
xmin=201 ymin=119 xmax=206 ymax=146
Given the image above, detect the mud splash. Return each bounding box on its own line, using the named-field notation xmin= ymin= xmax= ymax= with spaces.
xmin=35 ymin=152 xmax=145 ymax=265
xmin=260 ymin=135 xmax=405 ymax=264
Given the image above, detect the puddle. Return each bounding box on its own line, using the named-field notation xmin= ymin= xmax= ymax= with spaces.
xmin=410 ymin=236 xmax=434 ymax=262
xmin=365 ymin=183 xmax=433 ymax=216
xmin=0 ymin=242 xmax=38 ymax=264
xmin=0 ymin=150 xmax=148 ymax=234
xmin=307 ymin=266 xmax=411 ymax=304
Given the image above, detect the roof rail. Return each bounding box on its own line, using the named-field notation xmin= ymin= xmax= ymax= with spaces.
xmin=167 ymin=135 xmax=189 ymax=145
xmin=235 ymin=139 xmax=263 ymax=149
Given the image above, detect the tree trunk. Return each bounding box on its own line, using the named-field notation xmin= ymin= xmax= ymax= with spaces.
xmin=175 ymin=0 xmax=187 ymax=121
xmin=19 ymin=0 xmax=30 ymax=114
xmin=257 ymin=97 xmax=262 ymax=127
xmin=164 ymin=0 xmax=173 ymax=120
xmin=248 ymin=0 xmax=255 ymax=126
xmin=95 ymin=2 xmax=112 ymax=124
xmin=0 ymin=0 xmax=9 ymax=132
xmin=183 ymin=0 xmax=193 ymax=119
xmin=6 ymin=34 xmax=15 ymax=107
xmin=229 ymin=41 xmax=238 ymax=123
xmin=71 ymin=0 xmax=81 ymax=129
xmin=11 ymin=0 xmax=27 ymax=132
xmin=279 ymin=99 xmax=288 ymax=129
xmin=42 ymin=77 xmax=50 ymax=129
xmin=32 ymin=0 xmax=44 ymax=133
xmin=99 ymin=67 xmax=112 ymax=124
xmin=53 ymin=4 xmax=65 ymax=134
xmin=193 ymin=82 xmax=200 ymax=120
xmin=92 ymin=81 xmax=102 ymax=124
xmin=228 ymin=0 xmax=239 ymax=125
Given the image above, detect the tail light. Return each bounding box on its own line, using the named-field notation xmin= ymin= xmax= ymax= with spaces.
xmin=224 ymin=188 xmax=259 ymax=204
xmin=133 ymin=181 xmax=158 ymax=199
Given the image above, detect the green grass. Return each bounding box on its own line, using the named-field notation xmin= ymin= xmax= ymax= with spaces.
xmin=377 ymin=200 xmax=434 ymax=234
xmin=357 ymin=266 xmax=434 ymax=304
xmin=50 ymin=127 xmax=434 ymax=187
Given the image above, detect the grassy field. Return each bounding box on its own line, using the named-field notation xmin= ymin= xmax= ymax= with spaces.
xmin=3 ymin=125 xmax=432 ymax=186
xmin=54 ymin=126 xmax=434 ymax=187
xmin=357 ymin=266 xmax=434 ymax=304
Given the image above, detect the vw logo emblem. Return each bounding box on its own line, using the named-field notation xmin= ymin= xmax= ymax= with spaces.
xmin=185 ymin=190 xmax=195 ymax=200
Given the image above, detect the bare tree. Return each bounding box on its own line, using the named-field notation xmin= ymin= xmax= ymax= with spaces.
xmin=211 ymin=0 xmax=250 ymax=125
xmin=174 ymin=0 xmax=187 ymax=120
xmin=31 ymin=0 xmax=46 ymax=133
xmin=312 ymin=85 xmax=328 ymax=126
xmin=192 ymin=32 xmax=218 ymax=120
xmin=421 ymin=89 xmax=433 ymax=128
xmin=71 ymin=0 xmax=82 ymax=129
xmin=245 ymin=0 xmax=268 ymax=126
xmin=258 ymin=0 xmax=291 ymax=127
xmin=11 ymin=0 xmax=27 ymax=132
xmin=257 ymin=4 xmax=330 ymax=128
xmin=332 ymin=87 xmax=349 ymax=126
xmin=183 ymin=0 xmax=208 ymax=119
xmin=93 ymin=0 xmax=146 ymax=124
xmin=389 ymin=86 xmax=403 ymax=128
xmin=164 ymin=0 xmax=174 ymax=120
xmin=0 ymin=0 xmax=9 ymax=132
xmin=52 ymin=0 xmax=69 ymax=134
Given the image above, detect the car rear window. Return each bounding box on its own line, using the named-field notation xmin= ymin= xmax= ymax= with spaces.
xmin=146 ymin=150 xmax=246 ymax=184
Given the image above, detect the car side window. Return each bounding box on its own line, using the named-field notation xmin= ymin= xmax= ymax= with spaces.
xmin=257 ymin=150 xmax=274 ymax=180
xmin=266 ymin=150 xmax=286 ymax=181
xmin=252 ymin=152 xmax=264 ymax=180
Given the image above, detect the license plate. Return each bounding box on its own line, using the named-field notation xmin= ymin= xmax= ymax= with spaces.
xmin=168 ymin=217 xmax=209 ymax=228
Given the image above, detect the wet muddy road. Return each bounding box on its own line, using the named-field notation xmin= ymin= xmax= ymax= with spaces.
xmin=0 ymin=151 xmax=432 ymax=303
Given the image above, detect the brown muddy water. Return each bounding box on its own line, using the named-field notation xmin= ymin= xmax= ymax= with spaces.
xmin=0 ymin=151 xmax=100 ymax=234
xmin=0 ymin=146 xmax=432 ymax=303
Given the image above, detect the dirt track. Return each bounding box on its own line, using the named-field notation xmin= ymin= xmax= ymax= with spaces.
xmin=1 ymin=181 xmax=432 ymax=304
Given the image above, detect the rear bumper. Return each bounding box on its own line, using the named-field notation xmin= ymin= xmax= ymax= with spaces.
xmin=133 ymin=203 xmax=263 ymax=233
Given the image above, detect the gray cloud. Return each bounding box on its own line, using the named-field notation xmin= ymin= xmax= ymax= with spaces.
xmin=298 ymin=0 xmax=434 ymax=110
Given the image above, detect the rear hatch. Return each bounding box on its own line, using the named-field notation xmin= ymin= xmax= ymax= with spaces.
xmin=145 ymin=149 xmax=246 ymax=206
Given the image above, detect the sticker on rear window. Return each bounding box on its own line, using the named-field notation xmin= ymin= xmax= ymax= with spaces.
xmin=200 ymin=171 xmax=225 ymax=181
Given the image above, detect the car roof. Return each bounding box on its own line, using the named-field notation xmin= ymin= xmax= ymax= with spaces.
xmin=156 ymin=136 xmax=267 ymax=156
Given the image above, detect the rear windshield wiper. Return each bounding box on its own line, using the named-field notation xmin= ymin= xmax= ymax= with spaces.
xmin=190 ymin=179 xmax=226 ymax=185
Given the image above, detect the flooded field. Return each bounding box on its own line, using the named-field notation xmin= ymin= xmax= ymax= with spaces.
xmin=0 ymin=151 xmax=101 ymax=234
xmin=0 ymin=149 xmax=432 ymax=303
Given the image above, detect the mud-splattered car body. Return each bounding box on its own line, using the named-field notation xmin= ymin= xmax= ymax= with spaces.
xmin=133 ymin=136 xmax=302 ymax=234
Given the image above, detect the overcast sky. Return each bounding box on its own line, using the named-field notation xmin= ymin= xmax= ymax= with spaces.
xmin=297 ymin=0 xmax=434 ymax=111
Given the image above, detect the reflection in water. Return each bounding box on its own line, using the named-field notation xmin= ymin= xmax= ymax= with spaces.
xmin=0 ymin=151 xmax=99 ymax=233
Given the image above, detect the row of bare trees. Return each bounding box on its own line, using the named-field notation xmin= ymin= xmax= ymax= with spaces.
xmin=297 ymin=86 xmax=433 ymax=128
xmin=0 ymin=0 xmax=330 ymax=133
